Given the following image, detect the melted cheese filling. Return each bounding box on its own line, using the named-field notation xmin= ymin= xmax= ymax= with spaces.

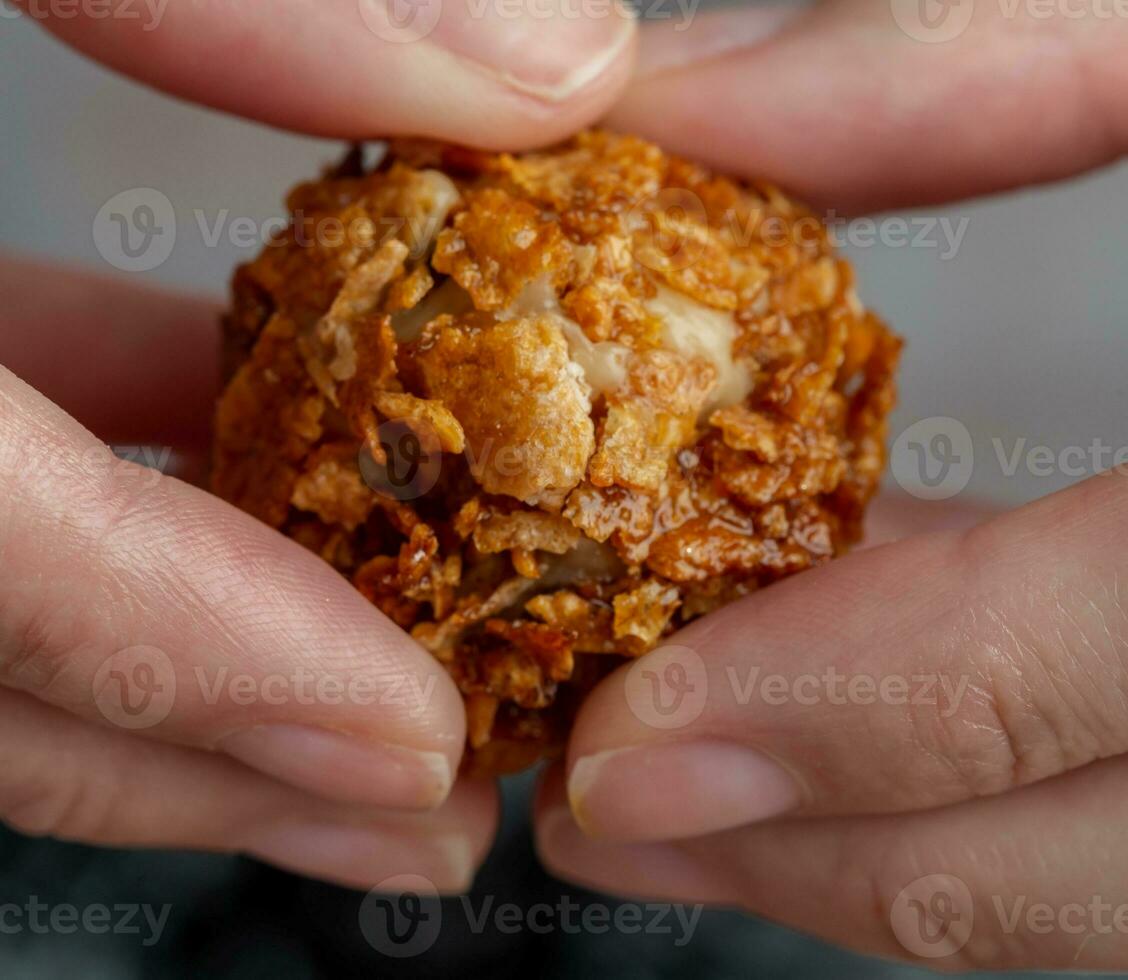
xmin=503 ymin=278 xmax=631 ymax=399
xmin=644 ymin=285 xmax=751 ymax=413
xmin=401 ymin=272 xmax=750 ymax=414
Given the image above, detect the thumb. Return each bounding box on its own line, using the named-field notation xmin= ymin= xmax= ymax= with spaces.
xmin=18 ymin=0 xmax=636 ymax=146
xmin=565 ymin=470 xmax=1128 ymax=840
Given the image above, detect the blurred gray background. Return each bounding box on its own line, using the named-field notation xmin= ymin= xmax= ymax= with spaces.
xmin=2 ymin=7 xmax=1127 ymax=980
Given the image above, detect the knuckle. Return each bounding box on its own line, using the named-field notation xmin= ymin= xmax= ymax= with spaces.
xmin=1 ymin=766 xmax=117 ymax=842
xmin=966 ymin=588 xmax=1127 ymax=788
xmin=0 ymin=450 xmax=162 ymax=697
xmin=912 ymin=694 xmax=1021 ymax=802
xmin=0 ymin=601 xmax=76 ymax=696
xmin=932 ymin=631 xmax=1074 ymax=799
xmin=923 ymin=527 xmax=1128 ymax=799
xmin=859 ymin=826 xmax=1017 ymax=974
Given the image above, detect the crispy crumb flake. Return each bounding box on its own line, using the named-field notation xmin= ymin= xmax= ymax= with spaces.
xmin=613 ymin=580 xmax=681 ymax=654
xmin=414 ymin=313 xmax=595 ymax=506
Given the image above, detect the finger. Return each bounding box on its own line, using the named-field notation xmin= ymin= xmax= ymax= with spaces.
xmin=535 ymin=765 xmax=739 ymax=905
xmin=0 ymin=362 xmax=468 ymax=810
xmin=861 ymin=490 xmax=1000 ymax=548
xmin=0 ymin=688 xmax=497 ymax=893
xmin=538 ymin=757 xmax=1128 ymax=972
xmin=0 ymin=252 xmax=220 ymax=451
xmin=565 ymin=470 xmax=1128 ymax=840
xmin=608 ymin=1 xmax=1128 ymax=210
xmin=17 ymin=0 xmax=636 ymax=148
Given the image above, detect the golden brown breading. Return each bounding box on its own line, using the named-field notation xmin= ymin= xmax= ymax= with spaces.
xmin=213 ymin=130 xmax=902 ymax=774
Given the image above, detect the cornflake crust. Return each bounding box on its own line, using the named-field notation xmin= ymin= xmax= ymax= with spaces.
xmin=213 ymin=131 xmax=902 ymax=775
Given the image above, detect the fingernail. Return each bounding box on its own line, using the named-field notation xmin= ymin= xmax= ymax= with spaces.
xmin=536 ymin=804 xmax=744 ymax=903
xmin=568 ymin=740 xmax=801 ymax=841
xmin=219 ymin=725 xmax=452 ymax=809
xmin=634 ymin=4 xmax=808 ymax=79
xmin=247 ymin=823 xmax=475 ymax=893
xmin=430 ymin=0 xmax=636 ymax=102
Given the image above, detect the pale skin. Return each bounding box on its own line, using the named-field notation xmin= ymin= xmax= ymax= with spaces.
xmin=3 ymin=0 xmax=1128 ymax=970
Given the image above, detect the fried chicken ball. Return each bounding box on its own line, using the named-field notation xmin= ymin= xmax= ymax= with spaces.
xmin=212 ymin=131 xmax=902 ymax=775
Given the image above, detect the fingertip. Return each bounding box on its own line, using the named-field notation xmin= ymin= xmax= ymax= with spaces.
xmin=216 ymin=726 xmax=459 ymax=811
xmin=534 ymin=765 xmax=736 ymax=904
xmin=566 ymin=741 xmax=801 ymax=843
xmin=246 ymin=778 xmax=502 ymax=894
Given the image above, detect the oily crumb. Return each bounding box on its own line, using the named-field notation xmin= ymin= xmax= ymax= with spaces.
xmin=413 ymin=312 xmax=595 ymax=507
xmin=213 ymin=130 xmax=901 ymax=774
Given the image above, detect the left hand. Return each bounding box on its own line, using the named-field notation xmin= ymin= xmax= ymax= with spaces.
xmin=4 ymin=0 xmax=637 ymax=890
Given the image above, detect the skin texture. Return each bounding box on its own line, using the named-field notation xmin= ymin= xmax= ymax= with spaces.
xmin=3 ymin=2 xmax=1128 ymax=969
xmin=0 ymin=256 xmax=495 ymax=892
xmin=609 ymin=1 xmax=1128 ymax=211
xmin=14 ymin=0 xmax=637 ymax=148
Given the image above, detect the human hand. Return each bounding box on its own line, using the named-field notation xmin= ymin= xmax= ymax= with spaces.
xmin=535 ymin=4 xmax=1128 ymax=971
xmin=1 ymin=0 xmax=636 ymax=890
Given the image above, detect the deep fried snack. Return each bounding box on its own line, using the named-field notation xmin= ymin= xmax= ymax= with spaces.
xmin=213 ymin=131 xmax=902 ymax=775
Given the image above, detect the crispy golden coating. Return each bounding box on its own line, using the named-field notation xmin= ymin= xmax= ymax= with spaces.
xmin=213 ymin=131 xmax=902 ymax=775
